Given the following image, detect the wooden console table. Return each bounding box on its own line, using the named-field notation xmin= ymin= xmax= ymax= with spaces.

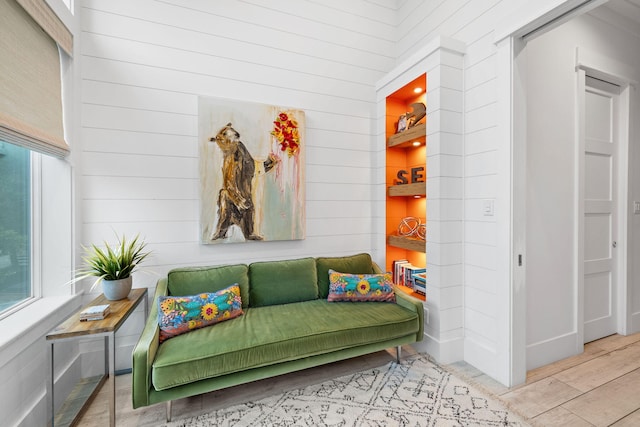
xmin=46 ymin=288 xmax=148 ymax=426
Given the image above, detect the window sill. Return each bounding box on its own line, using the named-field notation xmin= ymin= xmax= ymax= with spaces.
xmin=0 ymin=294 xmax=82 ymax=366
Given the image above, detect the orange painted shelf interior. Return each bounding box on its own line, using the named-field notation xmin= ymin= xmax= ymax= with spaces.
xmin=385 ymin=74 xmax=426 ymax=298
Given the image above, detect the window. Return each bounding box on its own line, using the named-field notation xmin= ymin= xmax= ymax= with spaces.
xmin=0 ymin=141 xmax=32 ymax=315
xmin=0 ymin=0 xmax=74 ymax=320
xmin=0 ymin=0 xmax=74 ymax=322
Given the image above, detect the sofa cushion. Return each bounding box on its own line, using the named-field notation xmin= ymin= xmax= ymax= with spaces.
xmin=151 ymin=299 xmax=419 ymax=391
xmin=157 ymin=285 xmax=244 ymax=343
xmin=167 ymin=264 xmax=250 ymax=308
xmin=327 ymin=270 xmax=395 ymax=302
xmin=248 ymin=257 xmax=317 ymax=307
xmin=316 ymin=253 xmax=375 ymax=298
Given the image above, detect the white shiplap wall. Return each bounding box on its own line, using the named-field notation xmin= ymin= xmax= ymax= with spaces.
xmin=81 ymin=1 xmax=400 ymax=280
xmin=79 ymin=0 xmax=396 ymax=268
xmin=77 ymin=0 xmax=398 ymax=369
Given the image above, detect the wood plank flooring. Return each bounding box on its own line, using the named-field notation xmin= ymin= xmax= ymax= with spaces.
xmin=447 ymin=332 xmax=640 ymax=427
xmin=76 ymin=333 xmax=640 ymax=426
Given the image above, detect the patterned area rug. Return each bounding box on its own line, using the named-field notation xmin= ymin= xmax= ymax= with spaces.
xmin=166 ymin=355 xmax=529 ymax=426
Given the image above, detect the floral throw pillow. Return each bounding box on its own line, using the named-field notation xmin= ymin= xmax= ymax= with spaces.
xmin=327 ymin=270 xmax=395 ymax=302
xmin=158 ymin=284 xmax=243 ymax=343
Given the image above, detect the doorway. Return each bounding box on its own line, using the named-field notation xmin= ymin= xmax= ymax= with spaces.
xmin=511 ymin=3 xmax=636 ymax=373
xmin=580 ymin=76 xmax=621 ymax=343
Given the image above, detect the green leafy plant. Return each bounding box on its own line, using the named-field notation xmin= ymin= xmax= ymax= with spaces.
xmin=74 ymin=234 xmax=150 ymax=291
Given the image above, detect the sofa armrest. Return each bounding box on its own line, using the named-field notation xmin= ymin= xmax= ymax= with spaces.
xmin=131 ymin=277 xmax=168 ymax=408
xmin=393 ymin=287 xmax=424 ymax=341
xmin=372 ymin=261 xmax=383 ymax=274
xmin=372 ymin=262 xmax=424 ymax=342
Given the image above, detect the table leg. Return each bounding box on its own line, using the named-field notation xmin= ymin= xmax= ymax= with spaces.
xmin=107 ymin=334 xmax=116 ymax=427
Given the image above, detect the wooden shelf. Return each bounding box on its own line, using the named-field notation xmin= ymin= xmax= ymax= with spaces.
xmin=54 ymin=375 xmax=106 ymax=427
xmin=388 ymin=182 xmax=426 ymax=197
xmin=388 ymin=122 xmax=426 ymax=148
xmin=388 ymin=235 xmax=425 ymax=253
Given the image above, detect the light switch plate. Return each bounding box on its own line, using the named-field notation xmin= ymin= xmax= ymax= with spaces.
xmin=635 ymin=201 xmax=640 ymax=214
xmin=483 ymin=199 xmax=494 ymax=216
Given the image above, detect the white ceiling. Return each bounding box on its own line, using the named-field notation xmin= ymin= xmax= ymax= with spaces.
xmin=604 ymin=0 xmax=640 ymax=22
xmin=596 ymin=0 xmax=640 ymax=31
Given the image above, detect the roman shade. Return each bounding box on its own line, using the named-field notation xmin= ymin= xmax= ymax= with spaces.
xmin=0 ymin=0 xmax=73 ymax=157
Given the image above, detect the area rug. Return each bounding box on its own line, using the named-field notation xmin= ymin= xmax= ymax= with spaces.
xmin=165 ymin=354 xmax=529 ymax=426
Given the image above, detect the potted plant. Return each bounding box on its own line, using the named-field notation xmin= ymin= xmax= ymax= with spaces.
xmin=76 ymin=234 xmax=150 ymax=300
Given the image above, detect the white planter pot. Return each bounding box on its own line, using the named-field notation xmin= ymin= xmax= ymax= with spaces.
xmin=102 ymin=276 xmax=132 ymax=300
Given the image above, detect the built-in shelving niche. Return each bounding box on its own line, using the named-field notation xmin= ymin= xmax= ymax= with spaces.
xmin=385 ymin=74 xmax=426 ymax=300
xmin=376 ymin=36 xmax=466 ymax=361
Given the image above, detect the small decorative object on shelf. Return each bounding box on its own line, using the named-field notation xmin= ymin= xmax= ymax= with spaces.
xmin=395 ymin=103 xmax=426 ymax=134
xmin=395 ymin=166 xmax=425 ymax=185
xmin=396 ymin=114 xmax=408 ymax=133
xmin=398 ymin=216 xmax=426 ymax=240
xmin=80 ymin=304 xmax=110 ymax=321
xmin=405 ymin=102 xmax=426 ymax=128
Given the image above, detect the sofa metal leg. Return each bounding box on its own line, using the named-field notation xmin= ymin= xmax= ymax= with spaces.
xmin=166 ymin=400 xmax=172 ymax=422
xmin=396 ymin=346 xmax=402 ymax=363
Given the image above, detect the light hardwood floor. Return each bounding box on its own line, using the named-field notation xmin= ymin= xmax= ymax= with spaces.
xmin=77 ymin=333 xmax=640 ymax=426
xmin=447 ymin=332 xmax=640 ymax=426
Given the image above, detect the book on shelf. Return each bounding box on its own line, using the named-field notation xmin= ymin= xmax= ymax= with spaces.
xmin=413 ymin=284 xmax=426 ymax=295
xmin=392 ymin=260 xmax=410 ymax=286
xmin=391 ymin=260 xmax=426 ymax=289
xmin=405 ymin=266 xmax=425 ymax=289
xmin=412 ymin=271 xmax=426 ymax=295
xmin=80 ymin=304 xmax=110 ymax=321
xmin=413 ymin=274 xmax=427 ymax=284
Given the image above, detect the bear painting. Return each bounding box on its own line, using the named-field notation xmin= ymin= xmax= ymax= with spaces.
xmin=198 ymin=97 xmax=305 ymax=244
xmin=210 ymin=123 xmax=278 ymax=241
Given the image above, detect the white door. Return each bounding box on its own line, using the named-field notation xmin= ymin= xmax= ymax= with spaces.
xmin=583 ymin=76 xmax=620 ymax=343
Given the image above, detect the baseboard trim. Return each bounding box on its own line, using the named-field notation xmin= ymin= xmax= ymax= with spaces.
xmin=417 ymin=333 xmax=464 ymax=364
xmin=526 ymin=332 xmax=580 ymax=370
xmin=630 ymin=311 xmax=640 ymax=333
xmin=463 ymin=337 xmax=498 ymax=380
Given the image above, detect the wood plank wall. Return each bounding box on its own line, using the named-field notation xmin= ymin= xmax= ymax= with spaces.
xmin=77 ymin=0 xmax=398 ymax=370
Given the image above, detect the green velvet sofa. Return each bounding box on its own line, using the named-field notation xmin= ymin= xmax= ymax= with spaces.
xmin=131 ymin=253 xmax=424 ymax=421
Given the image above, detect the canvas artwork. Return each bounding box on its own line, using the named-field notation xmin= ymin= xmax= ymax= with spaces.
xmin=198 ymin=97 xmax=305 ymax=244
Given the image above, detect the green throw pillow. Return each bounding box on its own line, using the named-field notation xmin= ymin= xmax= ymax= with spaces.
xmin=157 ymin=284 xmax=243 ymax=343
xmin=167 ymin=264 xmax=250 ymax=308
xmin=316 ymin=253 xmax=374 ymax=298
xmin=249 ymin=257 xmax=317 ymax=307
xmin=327 ymin=270 xmax=395 ymax=302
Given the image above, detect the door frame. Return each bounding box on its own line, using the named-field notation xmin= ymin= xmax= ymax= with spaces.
xmin=494 ymin=0 xmax=631 ymax=387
